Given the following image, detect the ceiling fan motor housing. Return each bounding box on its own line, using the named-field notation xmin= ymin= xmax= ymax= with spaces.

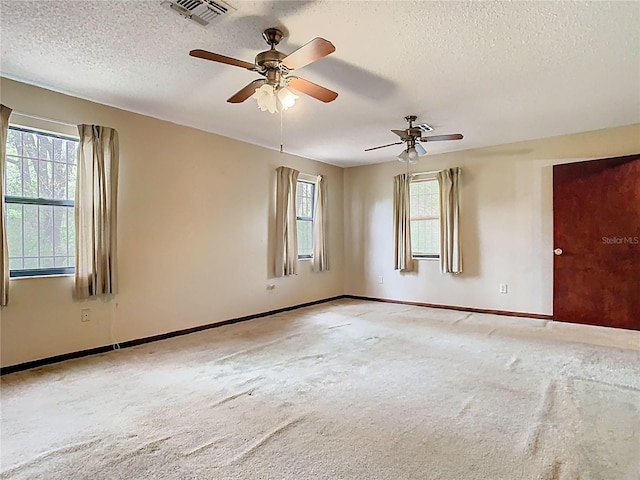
xmin=255 ymin=49 xmax=287 ymax=70
xmin=255 ymin=28 xmax=289 ymax=85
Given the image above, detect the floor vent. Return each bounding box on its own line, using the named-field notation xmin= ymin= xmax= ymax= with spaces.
xmin=161 ymin=0 xmax=235 ymax=26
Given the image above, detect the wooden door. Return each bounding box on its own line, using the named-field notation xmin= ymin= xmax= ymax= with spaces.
xmin=553 ymin=154 xmax=640 ymax=330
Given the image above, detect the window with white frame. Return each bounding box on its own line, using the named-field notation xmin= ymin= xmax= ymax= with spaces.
xmin=4 ymin=126 xmax=78 ymax=277
xmin=296 ymin=180 xmax=315 ymax=259
xmin=410 ymin=178 xmax=440 ymax=258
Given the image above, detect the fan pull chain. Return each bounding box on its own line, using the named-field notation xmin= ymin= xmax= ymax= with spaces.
xmin=406 ymin=146 xmax=410 ymax=176
xmin=280 ymin=108 xmax=284 ymax=153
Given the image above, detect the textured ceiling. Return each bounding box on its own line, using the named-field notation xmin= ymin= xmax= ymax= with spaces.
xmin=1 ymin=0 xmax=639 ymax=167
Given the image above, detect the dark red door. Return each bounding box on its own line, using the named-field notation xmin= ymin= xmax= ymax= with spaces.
xmin=553 ymin=154 xmax=640 ymax=330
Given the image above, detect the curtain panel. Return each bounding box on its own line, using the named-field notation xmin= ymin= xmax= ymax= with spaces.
xmin=275 ymin=166 xmax=299 ymax=277
xmin=312 ymin=175 xmax=328 ymax=272
xmin=393 ymin=173 xmax=414 ymax=272
xmin=0 ymin=105 xmax=12 ymax=306
xmin=437 ymin=167 xmax=463 ymax=274
xmin=75 ymin=125 xmax=120 ymax=298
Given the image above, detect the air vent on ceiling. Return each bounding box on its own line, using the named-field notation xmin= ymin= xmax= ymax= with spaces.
xmin=417 ymin=123 xmax=434 ymax=133
xmin=161 ymin=0 xmax=235 ymax=26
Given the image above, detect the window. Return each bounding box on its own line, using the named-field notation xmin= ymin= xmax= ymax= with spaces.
xmin=410 ymin=179 xmax=440 ymax=258
xmin=4 ymin=126 xmax=78 ymax=277
xmin=296 ymin=180 xmax=315 ymax=259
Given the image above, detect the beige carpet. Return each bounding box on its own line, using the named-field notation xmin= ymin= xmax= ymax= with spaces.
xmin=1 ymin=299 xmax=639 ymax=480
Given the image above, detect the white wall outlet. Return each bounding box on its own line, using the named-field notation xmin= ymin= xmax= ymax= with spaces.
xmin=499 ymin=284 xmax=508 ymax=294
xmin=377 ymin=276 xmax=384 ymax=284
xmin=81 ymin=308 xmax=91 ymax=322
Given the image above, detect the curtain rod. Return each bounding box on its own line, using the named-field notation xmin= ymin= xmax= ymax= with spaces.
xmin=12 ymin=111 xmax=76 ymax=128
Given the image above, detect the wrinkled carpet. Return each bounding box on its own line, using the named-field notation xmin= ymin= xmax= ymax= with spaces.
xmin=1 ymin=299 xmax=639 ymax=480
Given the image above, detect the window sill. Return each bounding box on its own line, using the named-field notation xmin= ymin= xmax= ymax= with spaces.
xmin=412 ymin=256 xmax=440 ymax=261
xmin=10 ymin=274 xmax=74 ymax=280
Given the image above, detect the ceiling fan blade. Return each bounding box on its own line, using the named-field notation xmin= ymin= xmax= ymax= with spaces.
xmin=287 ymin=77 xmax=338 ymax=103
xmin=282 ymin=38 xmax=336 ymax=70
xmin=415 ymin=143 xmax=427 ymax=156
xmin=190 ymin=49 xmax=256 ymax=71
xmin=391 ymin=129 xmax=409 ymax=138
xmin=420 ymin=134 xmax=464 ymax=142
xmin=227 ymin=79 xmax=265 ymax=103
xmin=364 ymin=141 xmax=403 ymax=152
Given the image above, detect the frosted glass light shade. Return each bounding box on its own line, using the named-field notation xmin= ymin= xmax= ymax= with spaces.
xmin=398 ymin=148 xmax=418 ymax=164
xmin=251 ymin=84 xmax=298 ymax=113
xmin=277 ymin=87 xmax=298 ymax=110
xmin=252 ymin=84 xmax=278 ymax=113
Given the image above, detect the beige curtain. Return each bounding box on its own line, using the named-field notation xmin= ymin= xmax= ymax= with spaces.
xmin=393 ymin=173 xmax=414 ymax=272
xmin=437 ymin=167 xmax=463 ymax=274
xmin=275 ymin=166 xmax=299 ymax=277
xmin=0 ymin=105 xmax=12 ymax=306
xmin=75 ymin=125 xmax=119 ymax=298
xmin=312 ymin=175 xmax=328 ymax=272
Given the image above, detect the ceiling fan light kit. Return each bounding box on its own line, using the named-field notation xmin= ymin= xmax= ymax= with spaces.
xmin=251 ymin=83 xmax=298 ymax=113
xmin=366 ymin=115 xmax=464 ymax=162
xmin=398 ymin=147 xmax=419 ymax=164
xmin=190 ymin=27 xmax=337 ymax=113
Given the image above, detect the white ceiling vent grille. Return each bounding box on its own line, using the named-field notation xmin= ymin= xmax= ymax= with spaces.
xmin=161 ymin=0 xmax=235 ymax=26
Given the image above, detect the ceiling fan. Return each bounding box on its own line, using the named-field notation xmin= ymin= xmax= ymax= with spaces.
xmin=365 ymin=116 xmax=463 ymax=163
xmin=189 ymin=28 xmax=338 ymax=112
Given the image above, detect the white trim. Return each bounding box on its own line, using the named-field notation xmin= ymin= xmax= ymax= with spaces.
xmin=10 ymin=274 xmax=73 ymax=281
xmin=409 ymin=177 xmax=440 ymax=257
xmin=410 ymin=170 xmax=439 ymax=180
xmin=298 ymin=172 xmax=319 ymax=184
xmin=5 ymin=126 xmax=79 ymax=278
xmin=9 ymin=113 xmax=78 ymax=138
xmin=295 ymin=177 xmax=315 ymax=259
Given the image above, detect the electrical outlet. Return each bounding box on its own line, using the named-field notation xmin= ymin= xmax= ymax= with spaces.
xmin=377 ymin=276 xmax=384 ymax=284
xmin=81 ymin=309 xmax=91 ymax=322
xmin=499 ymin=284 xmax=508 ymax=294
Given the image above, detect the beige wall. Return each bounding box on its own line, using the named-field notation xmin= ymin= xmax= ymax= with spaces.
xmin=0 ymin=78 xmax=345 ymax=367
xmin=344 ymin=124 xmax=640 ymax=315
xmin=2 ymin=77 xmax=638 ymax=368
